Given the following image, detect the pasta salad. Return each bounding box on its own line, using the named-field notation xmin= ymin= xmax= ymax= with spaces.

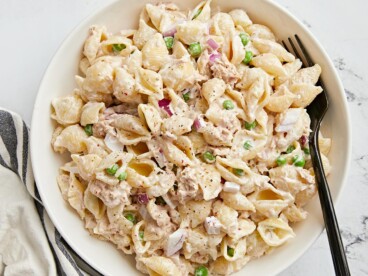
xmin=50 ymin=0 xmax=332 ymax=275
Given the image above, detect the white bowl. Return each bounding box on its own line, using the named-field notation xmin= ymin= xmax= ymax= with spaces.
xmin=31 ymin=0 xmax=351 ymax=275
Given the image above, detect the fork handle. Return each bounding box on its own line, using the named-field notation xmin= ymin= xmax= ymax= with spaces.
xmin=310 ymin=131 xmax=350 ymax=276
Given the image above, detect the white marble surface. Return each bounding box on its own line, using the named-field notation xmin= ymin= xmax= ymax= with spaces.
xmin=0 ymin=0 xmax=367 ymax=275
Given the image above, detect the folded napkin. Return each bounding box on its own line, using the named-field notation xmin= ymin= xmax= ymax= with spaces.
xmin=0 ymin=108 xmax=101 ymax=276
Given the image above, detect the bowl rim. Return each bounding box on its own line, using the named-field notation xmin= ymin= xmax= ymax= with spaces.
xmin=30 ymin=0 xmax=352 ymax=275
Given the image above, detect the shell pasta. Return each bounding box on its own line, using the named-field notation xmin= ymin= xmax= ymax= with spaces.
xmin=50 ymin=1 xmax=331 ymax=275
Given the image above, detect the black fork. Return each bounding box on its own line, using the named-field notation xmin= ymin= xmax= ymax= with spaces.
xmin=282 ymin=35 xmax=350 ymax=276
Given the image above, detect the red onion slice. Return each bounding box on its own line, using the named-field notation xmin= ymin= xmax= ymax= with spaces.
xmin=137 ymin=193 xmax=149 ymax=204
xmin=139 ymin=205 xmax=153 ymax=222
xmin=163 ymin=28 xmax=177 ymax=37
xmin=163 ymin=106 xmax=173 ymax=116
xmin=193 ymin=116 xmax=205 ymax=130
xmin=275 ymin=109 xmax=302 ymax=132
xmin=300 ymin=135 xmax=308 ymax=146
xmin=207 ymin=38 xmax=219 ymax=50
xmin=204 ymin=216 xmax=222 ymax=235
xmin=209 ymin=53 xmax=221 ymax=63
xmin=166 ymin=229 xmax=187 ymax=256
xmin=223 ymin=182 xmax=240 ymax=193
xmin=103 ymin=107 xmax=115 ymax=116
xmin=158 ymin=99 xmax=173 ymax=116
xmin=63 ymin=166 xmax=79 ymax=174
xmin=162 ymin=194 xmax=177 ymax=209
xmin=158 ymin=98 xmax=171 ymax=107
xmin=104 ymin=133 xmax=125 ymax=152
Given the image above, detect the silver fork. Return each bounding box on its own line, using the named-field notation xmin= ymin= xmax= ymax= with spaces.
xmin=282 ymin=35 xmax=350 ymax=276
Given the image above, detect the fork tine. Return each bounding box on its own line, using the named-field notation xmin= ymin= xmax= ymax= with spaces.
xmin=295 ymin=35 xmax=314 ymax=67
xmin=288 ymin=37 xmax=305 ymax=67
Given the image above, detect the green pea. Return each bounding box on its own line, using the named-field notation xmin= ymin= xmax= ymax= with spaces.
xmin=188 ymin=42 xmax=202 ymax=57
xmin=84 ymin=124 xmax=93 ymax=136
xmin=194 ymin=265 xmax=208 ymax=276
xmin=118 ymin=171 xmax=127 ymax=181
xmin=203 ymin=151 xmax=215 ymax=163
xmin=233 ymin=168 xmax=244 ymax=176
xmin=223 ymin=100 xmax=235 ymax=110
xmin=227 ymin=247 xmax=235 ymax=257
xmin=112 ymin=43 xmax=126 ymax=53
xmin=164 ymin=36 xmax=174 ymax=50
xmin=139 ymin=231 xmax=144 ymax=240
xmin=243 ymin=140 xmax=252 ymax=150
xmin=183 ymin=92 xmax=190 ymax=102
xmin=286 ymin=145 xmax=296 ymax=154
xmin=242 ymin=50 xmax=253 ymax=64
xmin=192 ymin=8 xmax=202 ymax=20
xmin=244 ymin=121 xmax=257 ymax=130
xmin=303 ymin=147 xmax=310 ymax=155
xmin=292 ymin=155 xmax=305 ymax=167
xmin=124 ymin=213 xmax=136 ymax=224
xmin=276 ymin=156 xmax=287 ymax=166
xmin=239 ymin=33 xmax=250 ymax=46
xmin=106 ymin=164 xmax=119 ymax=175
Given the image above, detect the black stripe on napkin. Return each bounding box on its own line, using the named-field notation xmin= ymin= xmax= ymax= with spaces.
xmin=22 ymin=121 xmax=29 ymax=183
xmin=0 ymin=108 xmax=102 ymax=276
xmin=0 ymin=154 xmax=12 ymax=171
xmin=55 ymin=229 xmax=85 ymax=276
xmin=34 ymin=202 xmax=66 ymax=276
xmin=63 ymin=240 xmax=103 ymax=276
xmin=0 ymin=110 xmax=18 ymax=174
xmin=34 ymin=181 xmax=42 ymax=202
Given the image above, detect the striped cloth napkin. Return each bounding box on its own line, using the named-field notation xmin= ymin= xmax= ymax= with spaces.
xmin=0 ymin=108 xmax=101 ymax=276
